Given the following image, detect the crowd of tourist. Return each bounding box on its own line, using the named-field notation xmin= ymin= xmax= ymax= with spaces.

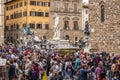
xmin=0 ymin=44 xmax=120 ymax=80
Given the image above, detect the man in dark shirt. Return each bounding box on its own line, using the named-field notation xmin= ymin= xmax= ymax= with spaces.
xmin=8 ymin=60 xmax=16 ymax=80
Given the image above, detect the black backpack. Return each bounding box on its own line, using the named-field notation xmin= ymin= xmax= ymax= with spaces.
xmin=100 ymin=67 xmax=106 ymax=79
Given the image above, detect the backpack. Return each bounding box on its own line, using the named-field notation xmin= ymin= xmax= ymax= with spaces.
xmin=100 ymin=67 xmax=106 ymax=79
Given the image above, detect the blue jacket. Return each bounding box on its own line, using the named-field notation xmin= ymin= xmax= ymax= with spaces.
xmin=74 ymin=58 xmax=81 ymax=69
xmin=79 ymin=68 xmax=91 ymax=80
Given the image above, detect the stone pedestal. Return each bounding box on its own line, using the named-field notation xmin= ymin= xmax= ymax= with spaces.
xmin=47 ymin=39 xmax=79 ymax=49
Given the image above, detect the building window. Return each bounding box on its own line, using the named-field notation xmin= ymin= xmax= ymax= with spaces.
xmin=75 ymin=37 xmax=78 ymax=41
xmin=24 ymin=1 xmax=27 ymax=6
xmin=19 ymin=12 xmax=22 ymax=17
xmin=19 ymin=2 xmax=22 ymax=7
xmin=54 ymin=1 xmax=59 ymax=10
xmin=30 ymin=23 xmax=35 ymax=29
xmin=13 ymin=24 xmax=16 ymax=30
xmin=37 ymin=1 xmax=42 ymax=6
xmin=30 ymin=11 xmax=36 ymax=16
xmin=64 ymin=3 xmax=68 ymax=12
xmin=16 ymin=12 xmax=19 ymax=18
xmin=36 ymin=24 xmax=42 ymax=29
xmin=6 ymin=16 xmax=9 ymax=20
xmin=48 ymin=2 xmax=50 ymax=7
xmin=13 ymin=4 xmax=15 ymax=9
xmin=44 ymin=2 xmax=49 ymax=6
xmin=65 ymin=35 xmax=69 ymax=40
xmin=11 ymin=25 xmax=13 ymax=30
xmin=16 ymin=4 xmax=18 ymax=8
xmin=101 ymin=5 xmax=105 ymax=22
xmin=6 ymin=7 xmax=9 ymax=11
xmin=11 ymin=5 xmax=13 ymax=9
xmin=8 ymin=7 xmax=11 ymax=10
xmin=45 ymin=12 xmax=49 ymax=17
xmin=30 ymin=1 xmax=36 ymax=5
xmin=45 ymin=24 xmax=49 ymax=29
xmin=73 ymin=21 xmax=79 ymax=30
xmin=37 ymin=12 xmax=44 ymax=16
xmin=16 ymin=24 xmax=19 ymax=30
xmin=74 ymin=4 xmax=77 ymax=12
xmin=23 ymin=24 xmax=26 ymax=27
xmin=64 ymin=21 xmax=69 ymax=30
xmin=10 ymin=14 xmax=13 ymax=19
xmin=23 ymin=11 xmax=27 ymax=16
xmin=13 ymin=12 xmax=16 ymax=18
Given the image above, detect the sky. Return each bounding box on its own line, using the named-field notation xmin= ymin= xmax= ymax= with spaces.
xmin=83 ymin=0 xmax=89 ymax=3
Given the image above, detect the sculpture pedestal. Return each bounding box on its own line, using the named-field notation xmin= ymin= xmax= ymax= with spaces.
xmin=47 ymin=39 xmax=79 ymax=49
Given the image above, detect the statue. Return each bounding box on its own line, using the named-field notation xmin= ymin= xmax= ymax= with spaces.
xmin=41 ymin=37 xmax=46 ymax=45
xmin=22 ymin=25 xmax=34 ymax=46
xmin=53 ymin=13 xmax=60 ymax=40
xmin=79 ymin=39 xmax=85 ymax=48
xmin=84 ymin=21 xmax=90 ymax=36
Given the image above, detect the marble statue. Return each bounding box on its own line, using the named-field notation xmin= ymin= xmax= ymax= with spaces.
xmin=53 ymin=13 xmax=60 ymax=40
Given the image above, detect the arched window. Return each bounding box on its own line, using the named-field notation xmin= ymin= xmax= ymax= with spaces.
xmin=65 ymin=35 xmax=69 ymax=40
xmin=16 ymin=24 xmax=19 ymax=30
xmin=73 ymin=21 xmax=79 ymax=30
xmin=101 ymin=5 xmax=105 ymax=22
xmin=64 ymin=21 xmax=69 ymax=30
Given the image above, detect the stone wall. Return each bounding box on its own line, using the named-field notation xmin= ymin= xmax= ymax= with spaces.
xmin=89 ymin=0 xmax=120 ymax=53
xmin=0 ymin=1 xmax=4 ymax=44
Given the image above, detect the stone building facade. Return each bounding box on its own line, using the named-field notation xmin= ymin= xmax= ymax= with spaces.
xmin=50 ymin=0 xmax=84 ymax=45
xmin=0 ymin=0 xmax=5 ymax=45
xmin=89 ymin=0 xmax=120 ymax=53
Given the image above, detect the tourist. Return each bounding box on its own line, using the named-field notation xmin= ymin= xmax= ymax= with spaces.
xmin=0 ymin=44 xmax=120 ymax=80
xmin=8 ymin=60 xmax=16 ymax=80
xmin=95 ymin=61 xmax=106 ymax=80
xmin=74 ymin=55 xmax=81 ymax=70
xmin=79 ymin=63 xmax=93 ymax=80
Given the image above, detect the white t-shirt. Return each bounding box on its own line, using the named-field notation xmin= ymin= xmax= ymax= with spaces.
xmin=14 ymin=62 xmax=18 ymax=69
xmin=11 ymin=54 xmax=15 ymax=58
